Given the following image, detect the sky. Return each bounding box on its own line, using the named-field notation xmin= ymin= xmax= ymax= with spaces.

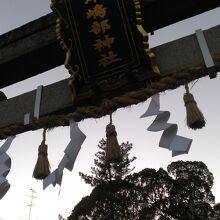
xmin=0 ymin=1 xmax=220 ymax=219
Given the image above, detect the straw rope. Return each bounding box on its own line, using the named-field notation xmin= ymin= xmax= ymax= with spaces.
xmin=0 ymin=56 xmax=219 ymax=139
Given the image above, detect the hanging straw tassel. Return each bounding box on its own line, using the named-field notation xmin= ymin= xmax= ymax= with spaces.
xmin=183 ymin=83 xmax=206 ymax=130
xmin=33 ymin=128 xmax=51 ymax=180
xmin=105 ymin=113 xmax=122 ymax=163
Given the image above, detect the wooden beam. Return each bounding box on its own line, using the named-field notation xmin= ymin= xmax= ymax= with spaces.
xmin=0 ymin=14 xmax=65 ymax=89
xmin=0 ymin=25 xmax=219 ymax=139
xmin=142 ymin=0 xmax=220 ymax=32
xmin=0 ymin=1 xmax=220 ymax=89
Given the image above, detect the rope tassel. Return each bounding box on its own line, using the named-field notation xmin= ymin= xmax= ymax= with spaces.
xmin=105 ymin=114 xmax=122 ymax=163
xmin=183 ymin=83 xmax=206 ymax=130
xmin=33 ymin=128 xmax=51 ymax=180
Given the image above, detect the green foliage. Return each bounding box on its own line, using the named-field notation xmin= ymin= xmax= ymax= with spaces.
xmin=130 ymin=168 xmax=173 ymax=219
xmin=209 ymin=203 xmax=220 ymax=219
xmin=167 ymin=161 xmax=215 ymax=219
xmin=68 ymin=140 xmax=219 ymax=220
xmin=79 ymin=139 xmax=136 ymax=187
xmin=58 ymin=214 xmax=67 ymax=220
xmin=70 ymin=180 xmax=138 ymax=219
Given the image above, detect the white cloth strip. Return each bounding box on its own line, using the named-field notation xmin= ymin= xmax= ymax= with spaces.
xmin=34 ymin=85 xmax=43 ymax=119
xmin=0 ymin=136 xmax=16 ymax=200
xmin=195 ymin=29 xmax=217 ymax=78
xmin=140 ymin=94 xmax=192 ymax=156
xmin=43 ymin=119 xmax=86 ymax=189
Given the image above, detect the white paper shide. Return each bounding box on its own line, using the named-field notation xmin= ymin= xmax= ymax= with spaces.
xmin=141 ymin=94 xmax=192 ymax=156
xmin=0 ymin=136 xmax=16 ymax=200
xmin=43 ymin=119 xmax=86 ymax=189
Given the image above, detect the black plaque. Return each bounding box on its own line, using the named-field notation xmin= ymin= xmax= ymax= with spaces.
xmin=52 ymin=0 xmax=153 ymax=84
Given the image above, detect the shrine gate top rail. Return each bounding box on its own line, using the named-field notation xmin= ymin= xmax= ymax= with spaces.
xmin=0 ymin=0 xmax=220 ymax=89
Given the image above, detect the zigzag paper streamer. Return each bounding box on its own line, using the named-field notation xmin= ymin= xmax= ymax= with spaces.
xmin=43 ymin=119 xmax=86 ymax=189
xmin=141 ymin=94 xmax=192 ymax=156
xmin=0 ymin=136 xmax=16 ymax=200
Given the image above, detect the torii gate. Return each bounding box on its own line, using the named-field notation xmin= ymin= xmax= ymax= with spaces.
xmin=0 ymin=0 xmax=219 ymax=138
xmin=0 ymin=0 xmax=220 ymax=199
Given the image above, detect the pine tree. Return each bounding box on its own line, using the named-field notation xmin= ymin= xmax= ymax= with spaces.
xmin=79 ymin=139 xmax=136 ymax=187
xmin=68 ymin=139 xmax=137 ymax=220
xmin=68 ymin=140 xmax=217 ymax=220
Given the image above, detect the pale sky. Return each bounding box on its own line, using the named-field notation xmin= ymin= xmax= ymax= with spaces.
xmin=0 ymin=1 xmax=220 ymax=220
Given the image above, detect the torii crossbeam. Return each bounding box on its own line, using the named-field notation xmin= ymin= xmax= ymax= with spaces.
xmin=0 ymin=24 xmax=219 ymax=139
